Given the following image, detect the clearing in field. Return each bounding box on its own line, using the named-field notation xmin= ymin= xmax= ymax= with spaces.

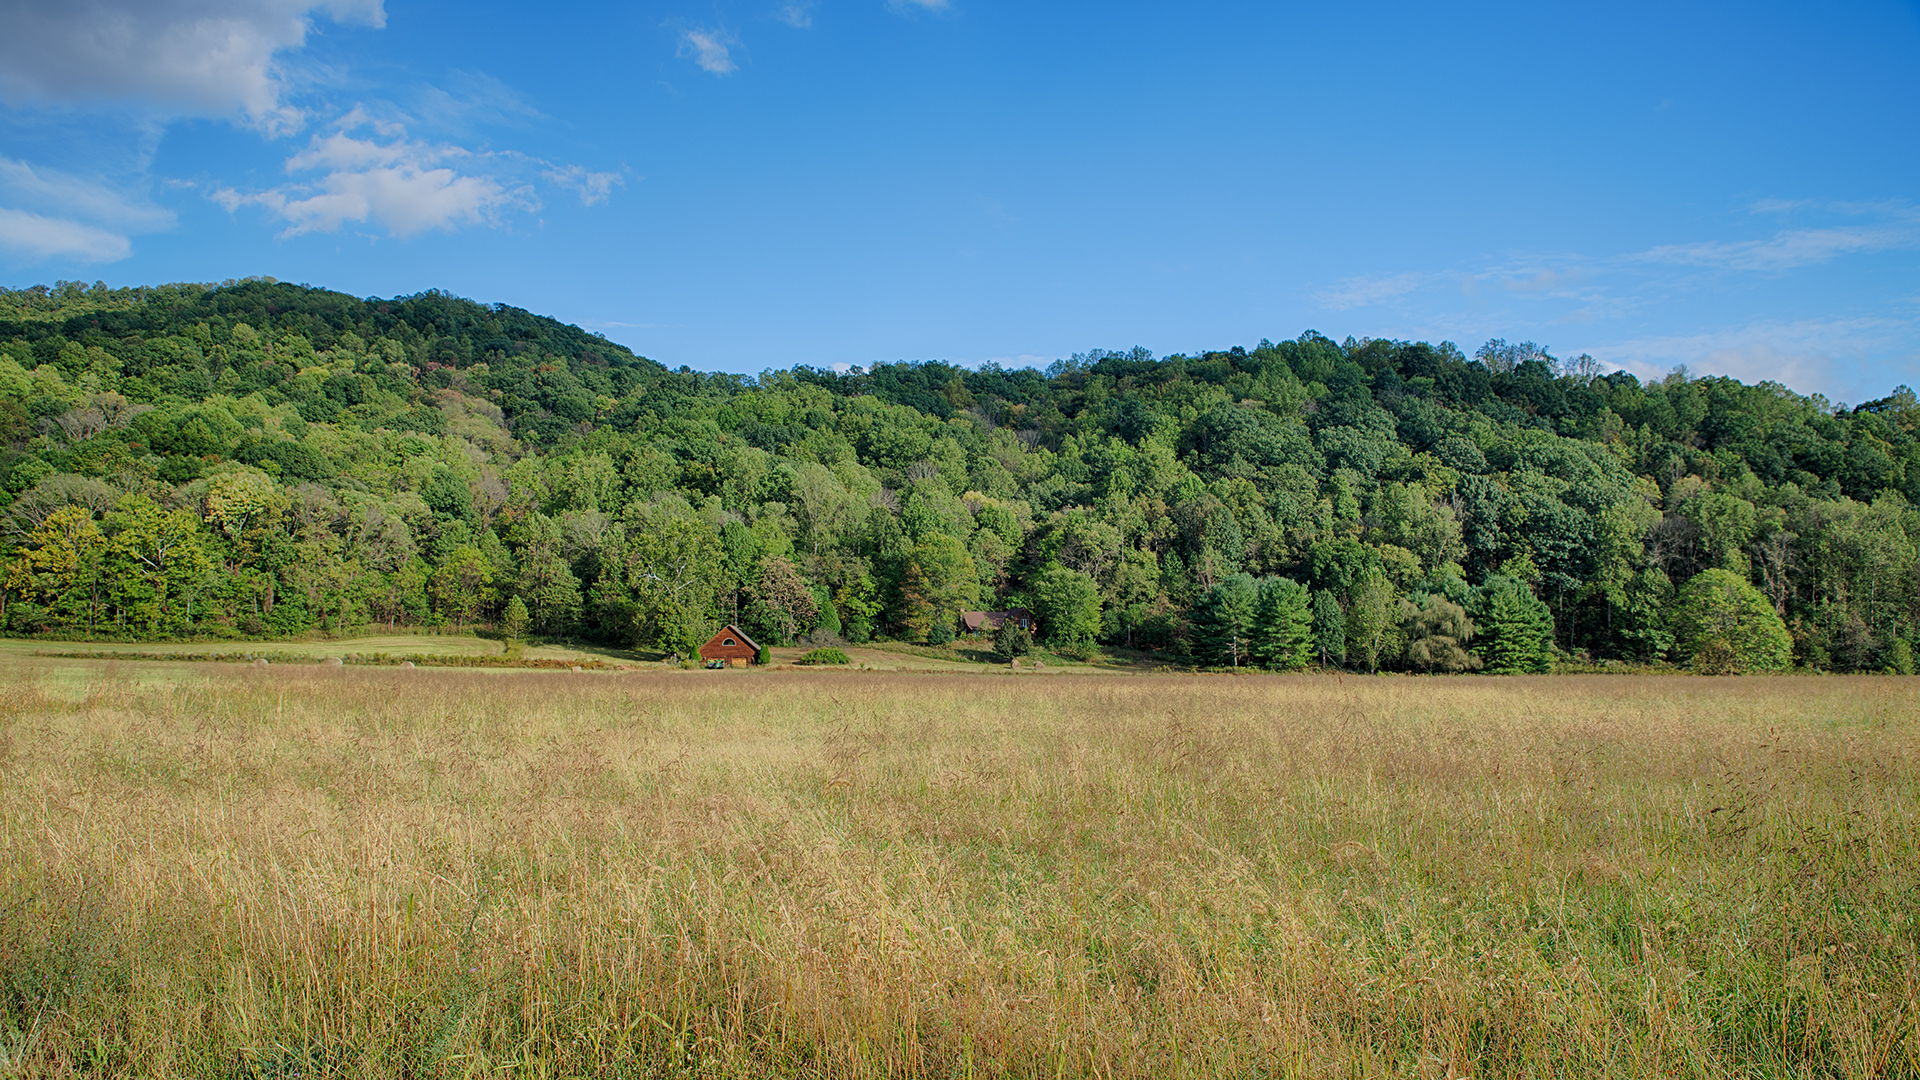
xmin=1 ymin=663 xmax=1915 ymax=1078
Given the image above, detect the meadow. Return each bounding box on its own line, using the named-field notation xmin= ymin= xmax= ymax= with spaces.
xmin=0 ymin=663 xmax=1915 ymax=1078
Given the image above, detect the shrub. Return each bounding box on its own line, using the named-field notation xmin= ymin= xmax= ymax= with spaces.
xmin=794 ymin=647 xmax=852 ymax=666
xmin=993 ymin=621 xmax=1032 ymax=659
xmin=1888 ymin=638 xmax=1916 ymax=676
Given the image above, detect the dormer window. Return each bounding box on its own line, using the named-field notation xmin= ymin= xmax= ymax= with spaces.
xmin=723 ymin=638 xmax=736 ymax=646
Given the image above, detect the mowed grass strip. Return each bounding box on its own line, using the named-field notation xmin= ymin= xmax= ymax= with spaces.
xmin=1 ymin=668 xmax=1915 ymax=1078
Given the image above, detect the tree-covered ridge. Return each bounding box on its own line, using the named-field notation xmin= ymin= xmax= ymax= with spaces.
xmin=2 ymin=279 xmax=1916 ymax=673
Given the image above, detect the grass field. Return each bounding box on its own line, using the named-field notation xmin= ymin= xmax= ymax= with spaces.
xmin=1 ymin=663 xmax=1915 ymax=1078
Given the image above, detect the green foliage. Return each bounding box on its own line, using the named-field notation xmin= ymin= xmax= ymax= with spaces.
xmin=1344 ymin=573 xmax=1401 ymax=674
xmin=0 ymin=280 xmax=1912 ymax=673
xmin=1192 ymin=573 xmax=1259 ymax=667
xmin=1251 ymin=576 xmax=1314 ymax=670
xmin=757 ymin=644 xmax=773 ymax=666
xmin=1671 ymin=568 xmax=1793 ymax=673
xmin=1887 ymin=638 xmax=1915 ymax=676
xmin=1311 ymin=589 xmax=1347 ymax=667
xmin=793 ymin=647 xmax=851 ymax=665
xmin=1401 ymin=594 xmax=1478 ymax=673
xmin=1030 ymin=563 xmax=1102 ymax=651
xmin=744 ymin=556 xmax=817 ymax=645
xmin=501 ymin=596 xmax=529 ymax=642
xmin=1473 ymin=577 xmax=1555 ymax=674
xmin=899 ymin=534 xmax=978 ymax=642
xmin=992 ymin=620 xmax=1033 ymax=659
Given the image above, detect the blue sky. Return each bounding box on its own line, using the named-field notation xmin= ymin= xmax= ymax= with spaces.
xmin=2 ymin=0 xmax=1917 ymax=403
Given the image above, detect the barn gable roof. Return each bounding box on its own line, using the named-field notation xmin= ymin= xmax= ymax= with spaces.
xmin=959 ymin=609 xmax=1034 ymax=633
xmin=704 ymin=624 xmax=759 ymax=651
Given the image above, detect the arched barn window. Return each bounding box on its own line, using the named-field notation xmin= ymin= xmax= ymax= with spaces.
xmin=723 ymin=638 xmax=736 ymax=646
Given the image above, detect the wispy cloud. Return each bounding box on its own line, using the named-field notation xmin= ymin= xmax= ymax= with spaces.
xmin=0 ymin=154 xmax=174 ymax=263
xmin=0 ymin=208 xmax=133 ymax=261
xmin=544 ymin=165 xmax=626 ymax=207
xmin=0 ymin=155 xmax=173 ymax=232
xmin=1637 ymin=222 xmax=1920 ymax=272
xmin=411 ymin=70 xmax=547 ymax=135
xmin=890 ymin=0 xmax=951 ymax=10
xmin=773 ymin=3 xmax=813 ymax=28
xmin=680 ymin=28 xmax=739 ymax=75
xmin=1585 ymin=317 xmax=1909 ymax=399
xmin=1313 ymin=272 xmax=1430 ymax=311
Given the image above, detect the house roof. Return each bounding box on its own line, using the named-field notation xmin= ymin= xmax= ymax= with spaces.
xmin=704 ymin=624 xmax=760 ymax=651
xmin=960 ymin=609 xmax=1034 ymax=632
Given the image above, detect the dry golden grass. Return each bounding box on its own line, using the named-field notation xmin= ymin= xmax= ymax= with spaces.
xmin=1 ymin=664 xmax=1916 ymax=1078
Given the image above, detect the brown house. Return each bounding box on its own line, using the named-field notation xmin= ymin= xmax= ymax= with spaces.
xmin=698 ymin=624 xmax=760 ymax=667
xmin=958 ymin=609 xmax=1036 ymax=636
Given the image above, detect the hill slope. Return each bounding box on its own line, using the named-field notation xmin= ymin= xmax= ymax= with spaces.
xmin=2 ymin=279 xmax=1915 ymax=671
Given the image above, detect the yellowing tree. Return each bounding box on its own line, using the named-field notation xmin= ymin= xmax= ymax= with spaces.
xmin=7 ymin=505 xmax=108 ymax=633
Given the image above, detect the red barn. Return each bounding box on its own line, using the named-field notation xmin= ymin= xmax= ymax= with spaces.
xmin=698 ymin=624 xmax=760 ymax=667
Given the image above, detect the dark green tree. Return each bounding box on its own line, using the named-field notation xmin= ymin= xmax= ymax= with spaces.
xmin=1251 ymin=576 xmax=1313 ymax=670
xmin=1473 ymin=576 xmax=1555 ymax=674
xmin=993 ymin=619 xmax=1033 ymax=659
xmin=1193 ymin=573 xmax=1259 ymax=667
xmin=1031 ymin=562 xmax=1102 ymax=654
xmin=1311 ymin=589 xmax=1346 ymax=667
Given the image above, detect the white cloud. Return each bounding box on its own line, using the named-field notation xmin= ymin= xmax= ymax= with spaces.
xmin=680 ymin=29 xmax=738 ymax=75
xmin=1313 ymin=272 xmax=1429 ymax=311
xmin=0 ymin=208 xmax=133 ymax=261
xmin=412 ymin=70 xmax=547 ymax=134
xmin=543 ymin=165 xmax=626 ymax=207
xmin=0 ymin=154 xmax=175 ymax=263
xmin=1638 ymin=223 xmax=1920 ymax=272
xmin=215 ymin=115 xmax=534 ymax=237
xmin=1584 ymin=317 xmax=1908 ymax=398
xmin=774 ymin=3 xmax=813 ymax=28
xmin=891 ymin=0 xmax=950 ymax=10
xmin=0 ymin=156 xmax=174 ymax=232
xmin=0 ymin=0 xmax=384 ymax=129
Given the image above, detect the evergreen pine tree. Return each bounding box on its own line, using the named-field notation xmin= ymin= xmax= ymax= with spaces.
xmin=1193 ymin=574 xmax=1259 ymax=667
xmin=1311 ymin=588 xmax=1347 ymax=667
xmin=501 ymin=595 xmax=529 ymax=642
xmin=1251 ymin=576 xmax=1314 ymax=670
xmin=1473 ymin=577 xmax=1554 ymax=673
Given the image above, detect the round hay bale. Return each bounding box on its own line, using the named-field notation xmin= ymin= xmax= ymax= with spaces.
xmin=400 ymin=661 xmax=415 ymax=669
xmin=323 ymin=656 xmax=344 ymax=667
xmin=570 ymin=666 xmax=583 ymax=673
xmin=252 ymin=657 xmax=269 ymax=667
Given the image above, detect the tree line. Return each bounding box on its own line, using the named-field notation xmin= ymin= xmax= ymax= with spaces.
xmin=1 ymin=279 xmax=1914 ymax=673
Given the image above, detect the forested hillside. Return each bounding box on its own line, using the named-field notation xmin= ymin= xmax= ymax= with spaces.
xmin=2 ymin=278 xmax=1915 ymax=672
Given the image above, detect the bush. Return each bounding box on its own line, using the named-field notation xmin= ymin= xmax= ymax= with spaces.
xmin=1888 ymin=638 xmax=1916 ymax=676
xmin=993 ymin=621 xmax=1032 ymax=659
xmin=757 ymin=645 xmax=773 ymax=666
xmin=927 ymin=620 xmax=954 ymax=646
xmin=794 ymin=647 xmax=852 ymax=666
